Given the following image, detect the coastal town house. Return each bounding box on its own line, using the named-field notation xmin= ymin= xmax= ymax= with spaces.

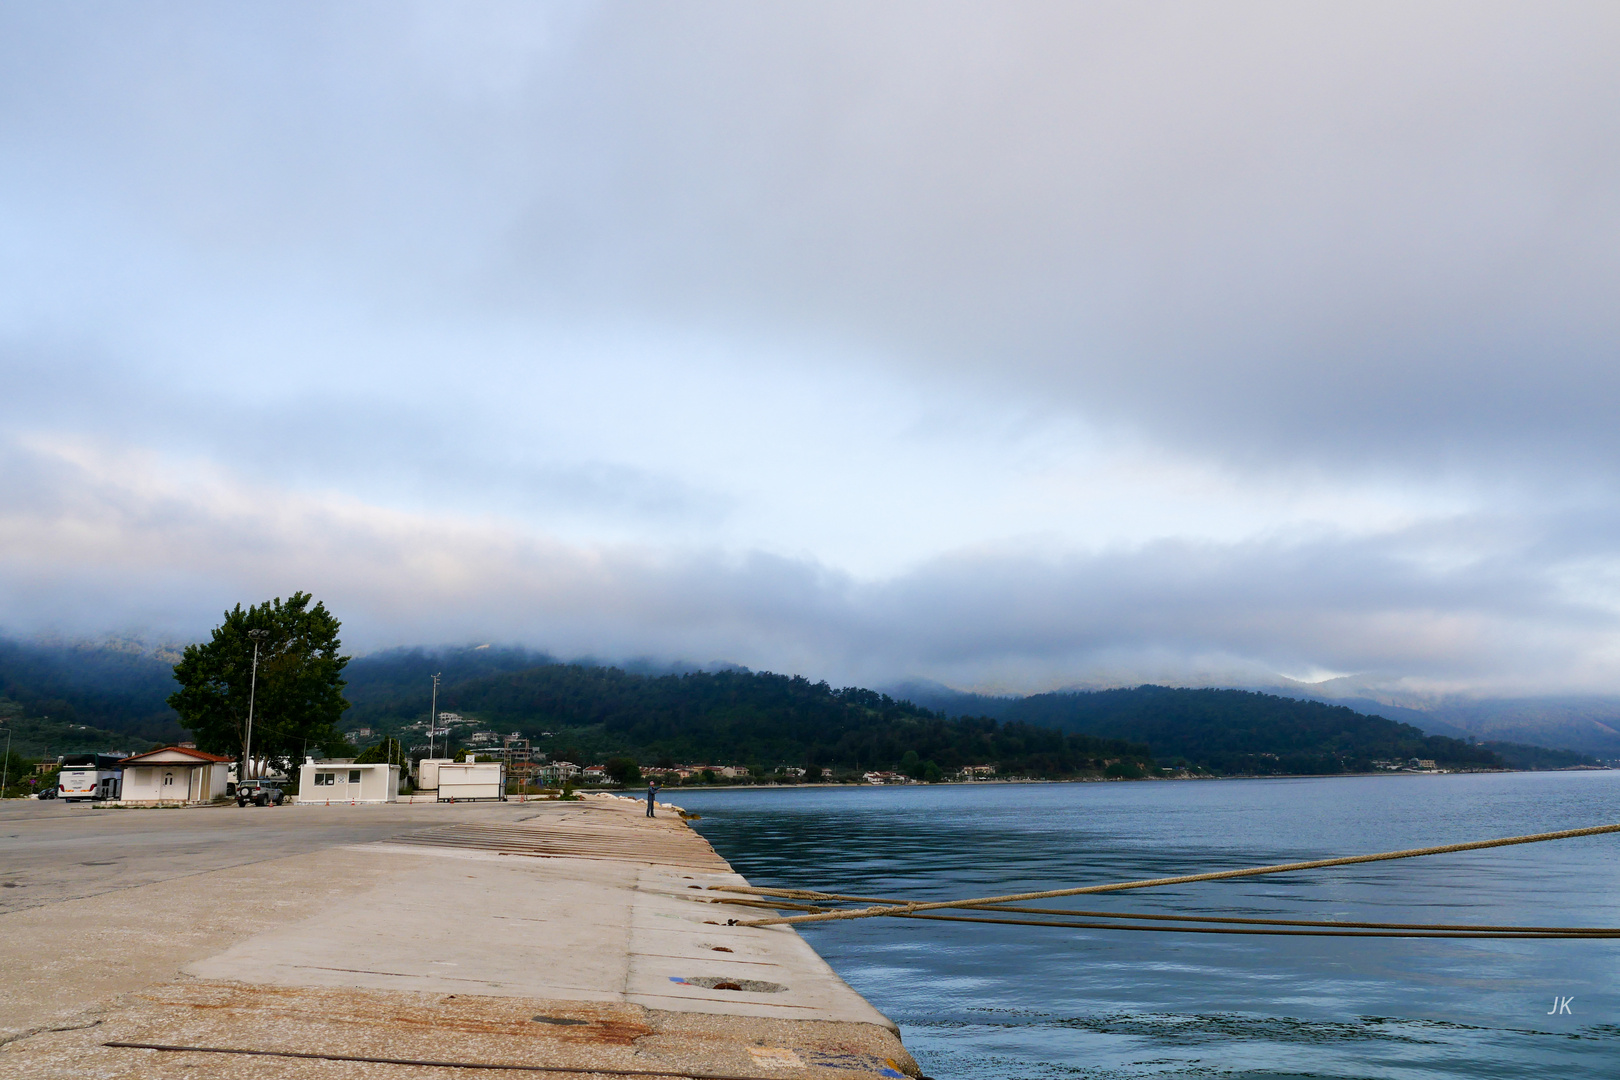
xmin=117 ymin=746 xmax=233 ymax=805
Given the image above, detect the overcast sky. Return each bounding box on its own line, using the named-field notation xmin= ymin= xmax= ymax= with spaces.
xmin=4 ymin=2 xmax=1620 ymax=697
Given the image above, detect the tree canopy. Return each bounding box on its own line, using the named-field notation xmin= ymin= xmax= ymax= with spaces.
xmin=167 ymin=593 xmax=351 ymax=773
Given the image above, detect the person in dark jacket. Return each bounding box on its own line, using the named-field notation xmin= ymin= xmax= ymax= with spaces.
xmin=646 ymin=779 xmax=659 ymax=817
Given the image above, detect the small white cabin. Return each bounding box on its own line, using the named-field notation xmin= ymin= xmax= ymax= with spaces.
xmin=413 ymin=757 xmax=455 ymax=794
xmin=117 ymin=746 xmax=234 ymax=805
xmin=298 ymin=759 xmax=400 ymax=803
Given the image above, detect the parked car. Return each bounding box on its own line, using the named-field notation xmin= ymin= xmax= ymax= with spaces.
xmin=236 ymin=780 xmax=285 ymax=807
xmin=35 ymin=786 xmax=58 ymax=799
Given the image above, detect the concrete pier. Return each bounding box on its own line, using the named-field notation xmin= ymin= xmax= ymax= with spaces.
xmin=0 ymin=795 xmax=920 ymax=1079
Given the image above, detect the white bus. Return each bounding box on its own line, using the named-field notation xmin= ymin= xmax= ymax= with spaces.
xmin=57 ymin=754 xmax=126 ymax=802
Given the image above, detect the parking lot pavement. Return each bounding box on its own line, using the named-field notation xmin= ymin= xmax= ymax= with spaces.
xmin=0 ymin=796 xmax=543 ymax=914
xmin=0 ymin=796 xmax=920 ymax=1079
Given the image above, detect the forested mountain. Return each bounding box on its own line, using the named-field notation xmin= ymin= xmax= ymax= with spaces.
xmin=1000 ymin=686 xmax=1503 ymax=773
xmin=0 ymin=638 xmax=185 ymax=753
xmin=1484 ymin=741 xmax=1600 ymax=770
xmin=355 ymin=660 xmax=1152 ymax=778
xmin=0 ymin=638 xmax=1550 ymax=775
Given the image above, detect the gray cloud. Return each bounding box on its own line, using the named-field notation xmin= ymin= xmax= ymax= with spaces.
xmin=5 ymin=3 xmax=1620 ymax=692
xmin=9 ymin=2 xmax=1620 ymax=475
xmin=3 ymin=437 xmax=1614 ymax=695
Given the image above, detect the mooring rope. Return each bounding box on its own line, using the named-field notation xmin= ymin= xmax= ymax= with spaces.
xmin=882 ymin=912 xmax=1620 ymax=939
xmin=731 ymin=821 xmax=1620 ymax=927
xmin=709 ymin=895 xmax=1620 ymax=935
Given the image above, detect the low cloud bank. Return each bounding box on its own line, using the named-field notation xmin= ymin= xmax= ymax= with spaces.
xmin=4 ymin=438 xmax=1616 ymax=698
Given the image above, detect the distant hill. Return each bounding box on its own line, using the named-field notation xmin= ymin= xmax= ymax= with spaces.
xmin=343 ymin=645 xmax=561 ymax=726
xmin=1483 ymin=741 xmax=1601 ymax=770
xmin=345 ymin=664 xmax=1507 ymax=776
xmin=3 ymin=636 xmax=1599 ymax=775
xmin=1413 ymin=698 xmax=1620 ymax=756
xmin=0 ymin=637 xmax=185 ymax=748
xmin=882 ymin=679 xmax=1018 ymax=721
xmin=1254 ymin=676 xmax=1620 ymax=755
xmin=350 ymin=661 xmax=1151 ymax=778
xmin=0 ymin=699 xmax=143 ymax=758
xmin=342 ymin=647 xmax=757 ymax=730
xmin=989 ymin=686 xmax=1504 ymax=774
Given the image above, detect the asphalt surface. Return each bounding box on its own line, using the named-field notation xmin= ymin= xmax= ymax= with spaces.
xmin=0 ymin=796 xmax=918 ymax=1079
xmin=0 ymin=797 xmax=547 ymax=913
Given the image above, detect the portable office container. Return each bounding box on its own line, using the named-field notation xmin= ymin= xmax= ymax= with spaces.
xmin=298 ymin=760 xmax=400 ymax=803
xmin=414 ymin=757 xmax=454 ymax=794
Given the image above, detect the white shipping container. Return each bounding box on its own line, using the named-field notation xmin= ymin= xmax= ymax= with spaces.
xmin=437 ymin=761 xmax=505 ymax=801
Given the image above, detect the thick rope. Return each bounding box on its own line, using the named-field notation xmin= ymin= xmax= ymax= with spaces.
xmin=732 ymin=821 xmax=1620 ymax=927
xmin=885 ymin=912 xmax=1620 ymax=939
xmin=710 ymin=896 xmax=1620 ymax=934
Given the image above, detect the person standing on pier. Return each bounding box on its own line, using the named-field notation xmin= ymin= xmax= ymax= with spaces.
xmin=646 ymin=779 xmax=659 ymax=817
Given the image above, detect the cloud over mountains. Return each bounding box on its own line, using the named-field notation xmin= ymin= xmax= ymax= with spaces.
xmin=4 ymin=3 xmax=1620 ymax=694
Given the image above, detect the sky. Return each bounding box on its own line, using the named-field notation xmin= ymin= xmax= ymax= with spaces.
xmin=4 ymin=1 xmax=1620 ymax=698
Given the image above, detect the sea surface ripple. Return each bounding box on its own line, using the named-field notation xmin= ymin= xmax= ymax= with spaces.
xmin=670 ymin=771 xmax=1620 ymax=1079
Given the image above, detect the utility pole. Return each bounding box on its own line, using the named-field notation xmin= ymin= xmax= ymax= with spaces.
xmin=429 ymin=673 xmax=441 ymax=758
xmin=244 ymin=629 xmax=268 ymax=782
xmin=1 ymin=722 xmax=11 ymax=797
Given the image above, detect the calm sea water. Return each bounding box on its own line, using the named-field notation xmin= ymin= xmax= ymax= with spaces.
xmin=668 ymin=772 xmax=1620 ymax=1080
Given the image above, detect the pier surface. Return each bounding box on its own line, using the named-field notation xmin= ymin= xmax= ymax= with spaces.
xmin=0 ymin=795 xmax=919 ymax=1079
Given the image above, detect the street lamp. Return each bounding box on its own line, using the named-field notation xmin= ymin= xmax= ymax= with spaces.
xmin=428 ymin=673 xmax=441 ymax=758
xmin=244 ymin=629 xmax=269 ymax=782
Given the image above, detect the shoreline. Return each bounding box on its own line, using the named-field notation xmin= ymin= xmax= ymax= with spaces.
xmin=606 ymin=766 xmax=1611 ymax=798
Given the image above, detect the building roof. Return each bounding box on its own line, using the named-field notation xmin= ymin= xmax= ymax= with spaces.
xmin=119 ymin=746 xmax=235 ymax=766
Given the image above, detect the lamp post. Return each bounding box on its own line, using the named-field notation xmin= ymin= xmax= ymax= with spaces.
xmin=428 ymin=673 xmax=441 ymax=758
xmin=244 ymin=629 xmax=268 ymax=783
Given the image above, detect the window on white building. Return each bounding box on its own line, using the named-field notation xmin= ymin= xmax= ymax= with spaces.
xmin=314 ymin=772 xmax=335 ymax=786
xmin=349 ymin=770 xmax=361 ymax=784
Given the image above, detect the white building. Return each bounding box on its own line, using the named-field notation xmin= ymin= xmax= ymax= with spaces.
xmin=117 ymin=746 xmax=234 ymax=805
xmin=690 ymin=765 xmax=749 ymax=779
xmin=298 ymin=759 xmax=401 ymax=803
xmin=863 ymin=770 xmax=909 ymax=785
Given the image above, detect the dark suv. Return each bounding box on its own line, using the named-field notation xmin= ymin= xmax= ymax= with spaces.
xmin=236 ymin=780 xmax=286 ymax=807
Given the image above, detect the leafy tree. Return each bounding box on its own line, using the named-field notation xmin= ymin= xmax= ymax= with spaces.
xmin=804 ymin=764 xmax=823 ymax=782
xmin=1 ymin=748 xmax=34 ymax=797
xmin=167 ymin=593 xmax=350 ymax=776
xmin=354 ymin=736 xmax=407 ymax=767
xmin=604 ymin=756 xmax=641 ymax=785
